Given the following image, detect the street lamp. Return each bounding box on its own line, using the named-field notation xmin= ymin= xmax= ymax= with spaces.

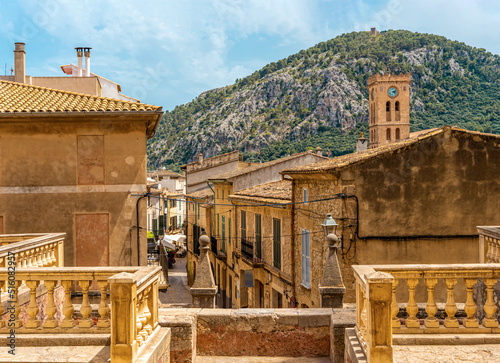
xmin=319 ymin=213 xmax=345 ymax=308
xmin=321 ymin=213 xmax=338 ymax=236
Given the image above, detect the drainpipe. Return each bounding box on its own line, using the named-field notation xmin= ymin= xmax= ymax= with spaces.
xmin=136 ymin=192 xmax=150 ymax=266
xmin=290 ymin=178 xmax=297 ymax=305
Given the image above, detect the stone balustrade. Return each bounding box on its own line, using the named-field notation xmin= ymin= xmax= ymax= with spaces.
xmin=478 ymin=226 xmax=500 ymax=263
xmin=353 ymin=263 xmax=500 ymax=363
xmin=0 ymin=233 xmax=65 ymax=268
xmin=0 ymin=265 xmax=160 ymax=362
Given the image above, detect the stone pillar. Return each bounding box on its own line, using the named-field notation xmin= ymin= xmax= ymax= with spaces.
xmin=190 ymin=234 xmax=217 ymax=308
xmin=366 ymin=271 xmax=394 ymax=363
xmin=109 ymin=272 xmax=138 ymax=363
xmin=319 ymin=234 xmax=345 ymax=308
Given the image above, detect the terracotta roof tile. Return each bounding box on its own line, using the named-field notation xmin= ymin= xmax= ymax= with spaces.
xmin=0 ymin=80 xmax=161 ymax=113
xmin=186 ymin=188 xmax=213 ymax=200
xmin=282 ymin=126 xmax=500 ymax=175
xmin=230 ymin=180 xmax=291 ymax=204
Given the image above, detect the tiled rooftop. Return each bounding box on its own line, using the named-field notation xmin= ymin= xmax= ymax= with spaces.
xmin=230 ymin=180 xmax=292 ymax=204
xmin=282 ymin=126 xmax=500 ymax=175
xmin=186 ymin=188 xmax=213 ymax=200
xmin=0 ymin=80 xmax=162 ymax=113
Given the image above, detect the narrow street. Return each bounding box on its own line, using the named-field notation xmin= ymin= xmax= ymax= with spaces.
xmin=159 ymin=257 xmax=192 ymax=308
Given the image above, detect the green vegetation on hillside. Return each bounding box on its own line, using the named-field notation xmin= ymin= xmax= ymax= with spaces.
xmin=148 ymin=30 xmax=500 ymax=168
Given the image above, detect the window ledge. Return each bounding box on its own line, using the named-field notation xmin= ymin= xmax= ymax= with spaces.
xmin=300 ymin=283 xmax=311 ymax=290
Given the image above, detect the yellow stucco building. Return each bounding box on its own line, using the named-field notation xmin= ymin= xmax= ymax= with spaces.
xmin=0 ymin=80 xmax=162 ymax=266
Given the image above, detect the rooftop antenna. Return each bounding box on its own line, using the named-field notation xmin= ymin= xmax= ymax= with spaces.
xmin=10 ymin=66 xmax=14 ymax=76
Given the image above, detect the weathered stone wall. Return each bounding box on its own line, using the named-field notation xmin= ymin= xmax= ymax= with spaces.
xmin=291 ymin=128 xmax=500 ymax=305
xmin=196 ymin=309 xmax=331 ymax=358
xmin=0 ymin=118 xmax=148 ymax=266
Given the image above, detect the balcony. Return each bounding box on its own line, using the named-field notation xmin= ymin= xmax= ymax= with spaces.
xmin=478 ymin=225 xmax=500 ymax=262
xmin=0 ymin=233 xmax=170 ymax=362
xmin=349 ymin=263 xmax=500 ymax=362
xmin=241 ymin=237 xmax=253 ymax=261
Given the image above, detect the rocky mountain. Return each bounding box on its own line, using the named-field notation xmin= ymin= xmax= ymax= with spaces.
xmin=147 ymin=30 xmax=500 ymax=170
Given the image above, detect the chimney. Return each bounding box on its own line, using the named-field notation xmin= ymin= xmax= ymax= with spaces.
xmin=84 ymin=47 xmax=91 ymax=77
xmin=356 ymin=132 xmax=368 ymax=152
xmin=198 ymin=153 xmax=204 ymax=163
xmin=14 ymin=42 xmax=26 ymax=83
xmin=316 ymin=146 xmax=322 ymax=156
xmin=75 ymin=47 xmax=83 ymax=77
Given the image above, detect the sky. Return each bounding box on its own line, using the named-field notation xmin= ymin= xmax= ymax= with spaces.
xmin=0 ymin=0 xmax=499 ymax=110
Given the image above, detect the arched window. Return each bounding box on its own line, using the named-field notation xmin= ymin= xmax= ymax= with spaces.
xmin=395 ymin=101 xmax=400 ymax=122
xmin=395 ymin=128 xmax=400 ymax=140
xmin=395 ymin=101 xmax=400 ymax=111
xmin=386 ymin=101 xmax=391 ymax=121
xmin=386 ymin=128 xmax=391 ymax=141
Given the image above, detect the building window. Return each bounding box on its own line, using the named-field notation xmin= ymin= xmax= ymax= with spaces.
xmin=222 ymin=189 xmax=224 ymax=200
xmin=273 ymin=218 xmax=281 ymax=269
xmin=301 ymin=229 xmax=310 ymax=287
xmin=386 ymin=101 xmax=391 ymax=121
xmin=386 ymin=128 xmax=391 ymax=140
xmin=228 ymin=217 xmax=231 ymax=245
xmin=222 ymin=215 xmax=226 ymax=253
xmin=241 ymin=210 xmax=247 ymax=241
xmin=395 ymin=101 xmax=400 ymax=111
xmin=303 ymin=189 xmax=308 ymax=204
xmin=396 ymin=128 xmax=400 ymax=140
xmin=217 ymin=214 xmax=220 ymax=238
xmin=217 ymin=189 xmax=219 ymax=200
xmin=255 ymin=214 xmax=262 ymax=260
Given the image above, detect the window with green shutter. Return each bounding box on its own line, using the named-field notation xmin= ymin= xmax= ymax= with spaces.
xmin=228 ymin=217 xmax=231 ymax=245
xmin=273 ymin=218 xmax=281 ymax=269
xmin=222 ymin=215 xmax=226 ymax=253
xmin=255 ymin=214 xmax=262 ymax=259
xmin=153 ymin=218 xmax=158 ymax=237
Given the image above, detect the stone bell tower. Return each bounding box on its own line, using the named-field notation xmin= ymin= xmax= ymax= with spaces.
xmin=367 ymin=73 xmax=411 ymax=148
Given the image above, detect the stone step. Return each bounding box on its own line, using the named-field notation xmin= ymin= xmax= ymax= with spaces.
xmin=196 ymin=356 xmax=331 ymax=363
xmin=0 ymin=345 xmax=110 ymax=363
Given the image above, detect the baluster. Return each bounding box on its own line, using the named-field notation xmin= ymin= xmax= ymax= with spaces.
xmin=136 ymin=295 xmax=144 ymax=347
xmin=25 ymin=280 xmax=40 ymax=328
xmin=61 ymin=280 xmax=75 ymax=328
xmin=138 ymin=292 xmax=148 ymax=342
xmin=41 ymin=246 xmax=48 ymax=266
xmin=424 ymin=278 xmax=439 ymax=328
xmin=11 ymin=280 xmax=23 ymax=328
xmin=16 ymin=252 xmax=23 ymax=268
xmin=36 ymin=247 xmax=43 ymax=267
xmin=142 ymin=286 xmax=153 ymax=336
xmin=45 ymin=244 xmax=53 ymax=266
xmin=496 ymin=240 xmax=500 ymax=263
xmin=463 ymin=278 xmax=479 ymax=328
xmin=391 ymin=279 xmax=401 ymax=328
xmin=28 ymin=250 xmax=36 ymax=267
xmin=43 ymin=280 xmax=58 ymax=328
xmin=444 ymin=278 xmax=459 ymax=328
xmin=79 ymin=280 xmax=94 ymax=328
xmin=96 ymin=280 xmax=110 ymax=328
xmin=47 ymin=243 xmax=54 ymax=266
xmin=22 ymin=251 xmax=28 ymax=268
xmin=405 ymin=278 xmax=420 ymax=328
xmin=482 ymin=278 xmax=499 ymax=328
xmin=50 ymin=243 xmax=57 ymax=266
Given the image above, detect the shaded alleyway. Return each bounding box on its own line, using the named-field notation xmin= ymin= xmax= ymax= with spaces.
xmin=159 ymin=257 xmax=192 ymax=308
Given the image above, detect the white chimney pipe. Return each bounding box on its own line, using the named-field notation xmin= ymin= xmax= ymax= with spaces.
xmin=84 ymin=48 xmax=91 ymax=77
xmin=75 ymin=47 xmax=83 ymax=77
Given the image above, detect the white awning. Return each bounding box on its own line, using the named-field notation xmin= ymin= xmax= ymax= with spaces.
xmin=161 ymin=240 xmax=176 ymax=250
xmin=163 ymin=234 xmax=186 ymax=244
